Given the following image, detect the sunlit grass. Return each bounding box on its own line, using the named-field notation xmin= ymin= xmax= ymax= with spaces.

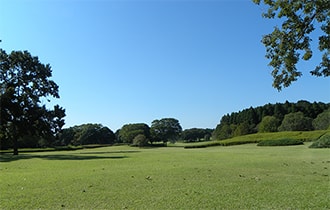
xmin=1 ymin=144 xmax=329 ymax=209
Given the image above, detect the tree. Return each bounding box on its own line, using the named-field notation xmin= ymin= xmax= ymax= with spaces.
xmin=78 ymin=124 xmax=115 ymax=145
xmin=278 ymin=112 xmax=313 ymax=131
xmin=0 ymin=50 xmax=65 ymax=155
xmin=233 ymin=121 xmax=251 ymax=137
xmin=181 ymin=128 xmax=213 ymax=142
xmin=132 ymin=134 xmax=149 ymax=147
xmin=313 ymin=108 xmax=330 ymax=130
xmin=258 ymin=116 xmax=280 ymax=132
xmin=150 ymin=118 xmax=182 ymax=144
xmin=212 ymin=124 xmax=232 ymax=140
xmin=253 ymin=0 xmax=330 ymax=90
xmin=119 ymin=123 xmax=150 ymax=144
xmin=57 ymin=124 xmax=115 ymax=146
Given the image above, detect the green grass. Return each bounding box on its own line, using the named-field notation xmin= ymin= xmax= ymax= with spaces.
xmin=1 ymin=144 xmax=329 ymax=209
xmin=183 ymin=130 xmax=328 ymax=148
xmin=220 ymin=130 xmax=328 ymax=146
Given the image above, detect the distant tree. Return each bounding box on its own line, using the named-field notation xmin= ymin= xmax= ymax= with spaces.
xmin=57 ymin=124 xmax=115 ymax=146
xmin=214 ymin=101 xmax=329 ymax=137
xmin=313 ymin=109 xmax=330 ymax=130
xmin=233 ymin=121 xmax=250 ymax=136
xmin=0 ymin=49 xmax=65 ymax=155
xmin=278 ymin=112 xmax=313 ymax=131
xmin=56 ymin=127 xmax=76 ymax=146
xmin=150 ymin=118 xmax=182 ymax=144
xmin=212 ymin=124 xmax=232 ymax=140
xmin=132 ymin=134 xmax=148 ymax=147
xmin=79 ymin=124 xmax=115 ymax=145
xmin=119 ymin=123 xmax=150 ymax=144
xmin=258 ymin=116 xmax=280 ymax=132
xmin=181 ymin=128 xmax=213 ymax=142
xmin=114 ymin=129 xmax=122 ymax=143
xmin=253 ymin=0 xmax=330 ymax=90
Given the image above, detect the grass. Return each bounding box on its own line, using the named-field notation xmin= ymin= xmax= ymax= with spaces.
xmin=220 ymin=130 xmax=328 ymax=145
xmin=183 ymin=130 xmax=329 ymax=148
xmin=1 ymin=143 xmax=329 ymax=209
xmin=310 ymin=133 xmax=330 ymax=148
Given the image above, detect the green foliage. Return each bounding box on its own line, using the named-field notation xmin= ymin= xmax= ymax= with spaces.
xmin=212 ymin=124 xmax=232 ymax=140
xmin=253 ymin=0 xmax=330 ymax=90
xmin=57 ymin=124 xmax=115 ymax=146
xmin=150 ymin=118 xmax=182 ymax=143
xmin=278 ymin=112 xmax=313 ymax=131
xmin=195 ymin=130 xmax=327 ymax=148
xmin=257 ymin=139 xmax=304 ymax=146
xmin=118 ymin=123 xmax=150 ymax=144
xmin=0 ymin=49 xmax=66 ymax=154
xmin=214 ymin=100 xmax=329 ymax=140
xmin=309 ymin=133 xmax=330 ymax=148
xmin=258 ymin=116 xmax=280 ymax=132
xmin=233 ymin=121 xmax=251 ymax=136
xmin=181 ymin=128 xmax=213 ymax=142
xmin=132 ymin=134 xmax=149 ymax=147
xmin=184 ymin=141 xmax=222 ymax=149
xmin=313 ymin=109 xmax=330 ymax=130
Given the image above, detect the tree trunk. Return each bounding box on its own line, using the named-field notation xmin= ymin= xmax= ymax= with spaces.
xmin=13 ymin=138 xmax=19 ymax=155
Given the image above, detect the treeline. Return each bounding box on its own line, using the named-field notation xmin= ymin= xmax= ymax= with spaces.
xmin=213 ymin=100 xmax=330 ymax=140
xmin=57 ymin=118 xmax=212 ymax=147
xmin=1 ymin=100 xmax=329 ymax=150
xmin=1 ymin=118 xmax=213 ymax=149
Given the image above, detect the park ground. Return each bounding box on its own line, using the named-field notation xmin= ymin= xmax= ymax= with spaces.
xmin=0 ymin=142 xmax=329 ymax=209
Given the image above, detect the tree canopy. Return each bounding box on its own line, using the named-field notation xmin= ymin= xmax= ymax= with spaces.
xmin=181 ymin=128 xmax=213 ymax=142
xmin=253 ymin=0 xmax=329 ymax=90
xmin=150 ymin=118 xmax=182 ymax=143
xmin=57 ymin=124 xmax=115 ymax=146
xmin=118 ymin=123 xmax=150 ymax=144
xmin=0 ymin=49 xmax=65 ymax=154
xmin=213 ymin=100 xmax=329 ymax=140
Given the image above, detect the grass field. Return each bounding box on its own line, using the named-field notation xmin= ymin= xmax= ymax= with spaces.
xmin=1 ymin=143 xmax=329 ymax=209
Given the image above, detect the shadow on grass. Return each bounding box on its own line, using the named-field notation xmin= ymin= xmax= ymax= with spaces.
xmin=0 ymin=153 xmax=128 ymax=163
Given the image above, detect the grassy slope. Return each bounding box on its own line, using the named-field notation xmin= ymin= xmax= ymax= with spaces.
xmin=220 ymin=130 xmax=328 ymax=145
xmin=1 ymin=144 xmax=329 ymax=209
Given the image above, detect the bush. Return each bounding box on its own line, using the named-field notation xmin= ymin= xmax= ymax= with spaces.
xmin=132 ymin=134 xmax=149 ymax=147
xmin=313 ymin=109 xmax=330 ymax=130
xmin=278 ymin=112 xmax=313 ymax=131
xmin=257 ymin=139 xmax=303 ymax=146
xmin=184 ymin=141 xmax=222 ymax=149
xmin=309 ymin=133 xmax=330 ymax=148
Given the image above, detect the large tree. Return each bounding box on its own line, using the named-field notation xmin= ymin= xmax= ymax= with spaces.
xmin=57 ymin=124 xmax=115 ymax=146
xmin=0 ymin=49 xmax=65 ymax=155
xmin=253 ymin=0 xmax=329 ymax=90
xmin=118 ymin=123 xmax=150 ymax=144
xmin=150 ymin=118 xmax=182 ymax=144
xmin=278 ymin=112 xmax=313 ymax=131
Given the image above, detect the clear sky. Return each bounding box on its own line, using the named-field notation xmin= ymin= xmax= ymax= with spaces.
xmin=1 ymin=0 xmax=329 ymax=131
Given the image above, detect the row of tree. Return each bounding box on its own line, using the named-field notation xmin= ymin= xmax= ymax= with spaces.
xmin=213 ymin=100 xmax=330 ymax=140
xmin=55 ymin=118 xmax=212 ymax=147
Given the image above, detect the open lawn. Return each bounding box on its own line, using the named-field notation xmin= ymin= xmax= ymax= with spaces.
xmin=1 ymin=144 xmax=329 ymax=209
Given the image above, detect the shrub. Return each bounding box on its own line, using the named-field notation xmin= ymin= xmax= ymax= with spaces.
xmin=184 ymin=141 xmax=222 ymax=149
xmin=309 ymin=133 xmax=330 ymax=148
xmin=257 ymin=139 xmax=303 ymax=146
xmin=132 ymin=134 xmax=149 ymax=147
xmin=313 ymin=109 xmax=330 ymax=130
xmin=278 ymin=112 xmax=313 ymax=131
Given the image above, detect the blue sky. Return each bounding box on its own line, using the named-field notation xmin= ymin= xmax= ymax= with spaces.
xmin=1 ymin=0 xmax=329 ymax=131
